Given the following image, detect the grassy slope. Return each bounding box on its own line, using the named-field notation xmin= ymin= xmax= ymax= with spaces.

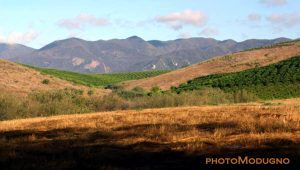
xmin=174 ymin=56 xmax=300 ymax=100
xmin=0 ymin=60 xmax=110 ymax=95
xmin=26 ymin=65 xmax=169 ymax=87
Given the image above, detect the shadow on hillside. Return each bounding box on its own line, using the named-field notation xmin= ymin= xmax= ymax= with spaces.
xmin=0 ymin=128 xmax=299 ymax=170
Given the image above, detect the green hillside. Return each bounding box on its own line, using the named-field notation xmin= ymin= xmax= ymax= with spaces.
xmin=25 ymin=66 xmax=169 ymax=87
xmin=172 ymin=56 xmax=300 ymax=100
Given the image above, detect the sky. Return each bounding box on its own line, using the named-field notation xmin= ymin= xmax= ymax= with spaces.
xmin=0 ymin=0 xmax=300 ymax=48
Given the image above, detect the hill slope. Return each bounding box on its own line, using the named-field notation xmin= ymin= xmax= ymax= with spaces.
xmin=2 ymin=37 xmax=290 ymax=73
xmin=173 ymin=56 xmax=300 ymax=99
xmin=27 ymin=65 xmax=169 ymax=87
xmin=123 ymin=41 xmax=300 ymax=90
xmin=0 ymin=59 xmax=109 ymax=95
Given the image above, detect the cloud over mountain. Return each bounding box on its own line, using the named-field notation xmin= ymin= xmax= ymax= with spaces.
xmin=58 ymin=13 xmax=109 ymax=30
xmin=155 ymin=10 xmax=207 ymax=30
xmin=199 ymin=27 xmax=219 ymax=37
xmin=0 ymin=30 xmax=38 ymax=44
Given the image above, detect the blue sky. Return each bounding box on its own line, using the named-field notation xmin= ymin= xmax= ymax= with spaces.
xmin=0 ymin=0 xmax=299 ymax=48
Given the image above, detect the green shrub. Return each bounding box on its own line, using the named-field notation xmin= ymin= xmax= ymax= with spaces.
xmin=232 ymin=89 xmax=259 ymax=103
xmin=148 ymin=86 xmax=162 ymax=96
xmin=42 ymin=79 xmax=50 ymax=84
xmin=88 ymin=95 xmax=129 ymax=111
xmin=87 ymin=89 xmax=94 ymax=96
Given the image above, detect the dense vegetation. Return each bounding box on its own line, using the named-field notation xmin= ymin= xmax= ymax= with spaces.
xmin=173 ymin=56 xmax=300 ymax=100
xmin=26 ymin=65 xmax=169 ymax=87
xmin=0 ymin=87 xmax=258 ymax=120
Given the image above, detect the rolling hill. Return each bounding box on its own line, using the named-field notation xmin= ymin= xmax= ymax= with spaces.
xmin=0 ymin=59 xmax=109 ymax=95
xmin=173 ymin=56 xmax=300 ymax=99
xmin=123 ymin=40 xmax=300 ymax=90
xmin=26 ymin=65 xmax=169 ymax=87
xmin=0 ymin=37 xmax=290 ymax=73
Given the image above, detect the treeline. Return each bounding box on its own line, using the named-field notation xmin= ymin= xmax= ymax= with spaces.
xmin=0 ymin=87 xmax=258 ymax=120
xmin=173 ymin=56 xmax=300 ymax=99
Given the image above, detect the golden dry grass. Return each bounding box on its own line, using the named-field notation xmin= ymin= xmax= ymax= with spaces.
xmin=1 ymin=104 xmax=299 ymax=152
xmin=0 ymin=102 xmax=299 ymax=169
xmin=123 ymin=42 xmax=300 ymax=90
xmin=0 ymin=59 xmax=110 ymax=96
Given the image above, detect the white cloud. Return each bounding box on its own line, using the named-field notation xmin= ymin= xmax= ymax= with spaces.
xmin=199 ymin=27 xmax=219 ymax=37
xmin=0 ymin=30 xmax=38 ymax=44
xmin=266 ymin=12 xmax=300 ymax=28
xmin=155 ymin=9 xmax=207 ymax=30
xmin=58 ymin=13 xmax=109 ymax=30
xmin=247 ymin=13 xmax=262 ymax=22
xmin=259 ymin=0 xmax=288 ymax=7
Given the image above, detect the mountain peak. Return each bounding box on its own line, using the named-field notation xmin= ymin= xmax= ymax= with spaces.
xmin=126 ymin=36 xmax=144 ymax=41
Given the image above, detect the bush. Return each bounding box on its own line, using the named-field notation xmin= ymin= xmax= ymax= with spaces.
xmin=114 ymin=87 xmax=146 ymax=99
xmin=42 ymin=79 xmax=50 ymax=84
xmin=148 ymin=86 xmax=162 ymax=96
xmin=232 ymin=89 xmax=259 ymax=103
xmin=87 ymin=89 xmax=94 ymax=96
xmin=88 ymin=95 xmax=129 ymax=111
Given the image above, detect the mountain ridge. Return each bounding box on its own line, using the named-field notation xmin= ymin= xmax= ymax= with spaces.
xmin=0 ymin=36 xmax=292 ymax=73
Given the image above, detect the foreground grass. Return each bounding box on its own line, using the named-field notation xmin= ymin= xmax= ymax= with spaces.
xmin=25 ymin=65 xmax=169 ymax=87
xmin=0 ymin=105 xmax=299 ymax=169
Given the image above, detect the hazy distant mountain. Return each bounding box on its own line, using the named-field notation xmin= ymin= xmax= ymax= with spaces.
xmin=0 ymin=43 xmax=34 ymax=59
xmin=1 ymin=36 xmax=291 ymax=73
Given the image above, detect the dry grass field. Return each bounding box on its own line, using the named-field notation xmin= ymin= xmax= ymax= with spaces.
xmin=0 ymin=100 xmax=299 ymax=169
xmin=0 ymin=59 xmax=110 ymax=96
xmin=123 ymin=41 xmax=300 ymax=90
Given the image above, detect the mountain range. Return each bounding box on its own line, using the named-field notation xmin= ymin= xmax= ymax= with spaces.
xmin=0 ymin=36 xmax=291 ymax=73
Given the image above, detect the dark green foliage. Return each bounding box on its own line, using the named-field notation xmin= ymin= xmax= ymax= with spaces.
xmin=87 ymin=89 xmax=94 ymax=96
xmin=42 ymin=79 xmax=50 ymax=84
xmin=25 ymin=65 xmax=169 ymax=87
xmin=0 ymin=87 xmax=260 ymax=121
xmin=114 ymin=87 xmax=146 ymax=99
xmin=148 ymin=86 xmax=162 ymax=96
xmin=0 ymin=88 xmax=90 ymax=120
xmin=173 ymin=56 xmax=300 ymax=100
